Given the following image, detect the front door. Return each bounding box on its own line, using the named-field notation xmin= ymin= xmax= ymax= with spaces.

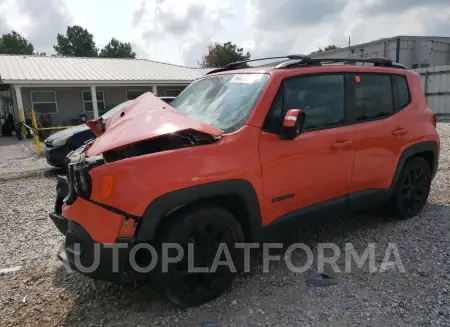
xmin=259 ymin=73 xmax=355 ymax=225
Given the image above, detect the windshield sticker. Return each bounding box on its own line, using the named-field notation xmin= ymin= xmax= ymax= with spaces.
xmin=229 ymin=75 xmax=262 ymax=84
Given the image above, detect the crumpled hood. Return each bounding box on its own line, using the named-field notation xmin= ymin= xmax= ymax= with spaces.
xmin=86 ymin=92 xmax=223 ymax=156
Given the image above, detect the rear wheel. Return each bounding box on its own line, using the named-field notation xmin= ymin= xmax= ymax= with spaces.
xmin=152 ymin=205 xmax=245 ymax=307
xmin=385 ymin=157 xmax=431 ymax=219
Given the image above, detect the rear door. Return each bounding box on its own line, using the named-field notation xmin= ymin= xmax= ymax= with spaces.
xmin=346 ymin=73 xmax=412 ymax=209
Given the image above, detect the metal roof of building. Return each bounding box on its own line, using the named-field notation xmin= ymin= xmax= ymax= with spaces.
xmin=0 ymin=55 xmax=210 ymax=85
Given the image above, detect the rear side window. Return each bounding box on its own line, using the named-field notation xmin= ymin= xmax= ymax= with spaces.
xmin=351 ymin=74 xmax=393 ymax=120
xmin=394 ymin=75 xmax=411 ymax=109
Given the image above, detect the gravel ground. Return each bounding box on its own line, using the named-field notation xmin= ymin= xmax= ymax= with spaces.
xmin=0 ymin=138 xmax=48 ymax=171
xmin=1 ymin=124 xmax=449 ymax=327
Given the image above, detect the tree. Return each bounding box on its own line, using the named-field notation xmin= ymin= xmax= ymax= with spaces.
xmin=54 ymin=25 xmax=98 ymax=57
xmin=99 ymin=38 xmax=136 ymax=58
xmin=200 ymin=41 xmax=251 ymax=68
xmin=310 ymin=44 xmax=338 ymax=55
xmin=0 ymin=31 xmax=34 ymax=55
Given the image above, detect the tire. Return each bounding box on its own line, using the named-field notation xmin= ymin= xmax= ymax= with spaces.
xmin=151 ymin=204 xmax=245 ymax=307
xmin=384 ymin=157 xmax=432 ymax=219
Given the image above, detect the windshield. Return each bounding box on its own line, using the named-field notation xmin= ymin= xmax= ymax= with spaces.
xmin=101 ymin=101 xmax=133 ymax=120
xmin=170 ymin=73 xmax=270 ymax=133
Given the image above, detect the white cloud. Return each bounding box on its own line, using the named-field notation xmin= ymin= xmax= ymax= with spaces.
xmin=133 ymin=0 xmax=234 ymax=66
xmin=15 ymin=0 xmax=71 ymax=53
xmin=0 ymin=0 xmax=449 ymax=66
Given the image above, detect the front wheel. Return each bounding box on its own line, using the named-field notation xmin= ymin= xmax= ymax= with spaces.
xmin=385 ymin=157 xmax=432 ymax=219
xmin=151 ymin=205 xmax=245 ymax=307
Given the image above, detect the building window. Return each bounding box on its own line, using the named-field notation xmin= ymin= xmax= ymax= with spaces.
xmin=412 ymin=63 xmax=430 ymax=69
xmin=125 ymin=90 xmax=145 ymax=100
xmin=165 ymin=89 xmax=183 ymax=97
xmin=30 ymin=91 xmax=58 ymax=113
xmin=82 ymin=90 xmax=105 ymax=112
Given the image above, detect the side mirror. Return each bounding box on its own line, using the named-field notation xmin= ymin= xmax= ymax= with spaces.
xmin=282 ymin=109 xmax=306 ymax=140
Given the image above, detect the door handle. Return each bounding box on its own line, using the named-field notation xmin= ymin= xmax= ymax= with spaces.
xmin=331 ymin=140 xmax=352 ymax=149
xmin=392 ymin=128 xmax=409 ymax=136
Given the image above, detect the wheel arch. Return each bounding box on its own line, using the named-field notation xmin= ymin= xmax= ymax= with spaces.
xmin=391 ymin=140 xmax=439 ymax=191
xmin=135 ymin=179 xmax=264 ymax=242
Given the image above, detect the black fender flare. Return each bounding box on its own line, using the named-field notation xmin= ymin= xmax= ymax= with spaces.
xmin=135 ymin=179 xmax=264 ymax=242
xmin=390 ymin=140 xmax=439 ymax=191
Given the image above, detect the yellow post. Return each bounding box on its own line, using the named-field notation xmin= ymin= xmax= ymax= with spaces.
xmin=30 ymin=108 xmax=41 ymax=155
xmin=18 ymin=109 xmax=26 ymax=140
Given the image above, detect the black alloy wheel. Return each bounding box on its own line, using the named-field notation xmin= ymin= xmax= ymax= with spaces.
xmin=151 ymin=205 xmax=245 ymax=307
xmin=386 ymin=157 xmax=432 ymax=219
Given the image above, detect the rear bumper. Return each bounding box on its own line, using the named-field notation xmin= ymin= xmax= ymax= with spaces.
xmin=51 ymin=213 xmax=132 ymax=282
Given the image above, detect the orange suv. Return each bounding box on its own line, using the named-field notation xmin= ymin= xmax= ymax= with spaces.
xmin=50 ymin=55 xmax=440 ymax=306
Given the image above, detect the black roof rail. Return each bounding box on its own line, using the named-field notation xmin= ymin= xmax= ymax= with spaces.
xmin=205 ymin=55 xmax=312 ymax=75
xmin=278 ymin=57 xmax=407 ymax=69
xmin=204 ymin=55 xmax=406 ymax=75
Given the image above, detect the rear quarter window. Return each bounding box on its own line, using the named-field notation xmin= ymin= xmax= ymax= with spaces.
xmin=394 ymin=75 xmax=411 ymax=109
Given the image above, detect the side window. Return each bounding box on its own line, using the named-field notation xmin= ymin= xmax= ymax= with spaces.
xmin=351 ymin=74 xmax=393 ymax=120
xmin=393 ymin=75 xmax=411 ymax=110
xmin=284 ymin=74 xmax=345 ymax=130
xmin=263 ymin=88 xmax=284 ymax=133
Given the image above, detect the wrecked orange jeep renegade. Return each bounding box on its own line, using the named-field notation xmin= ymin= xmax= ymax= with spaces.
xmin=50 ymin=55 xmax=439 ymax=306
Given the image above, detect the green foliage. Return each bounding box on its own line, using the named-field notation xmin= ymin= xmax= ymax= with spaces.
xmin=310 ymin=44 xmax=338 ymax=55
xmin=99 ymin=38 xmax=136 ymax=58
xmin=201 ymin=41 xmax=251 ymax=68
xmin=53 ymin=25 xmax=98 ymax=57
xmin=0 ymin=31 xmax=34 ymax=55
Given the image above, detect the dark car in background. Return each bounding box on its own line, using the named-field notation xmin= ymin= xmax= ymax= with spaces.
xmin=43 ymin=96 xmax=177 ymax=168
xmin=157 ymin=96 xmax=176 ymax=104
xmin=43 ymin=101 xmax=132 ymax=167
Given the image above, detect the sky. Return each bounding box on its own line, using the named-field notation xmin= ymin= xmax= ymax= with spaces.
xmin=0 ymin=0 xmax=449 ymax=67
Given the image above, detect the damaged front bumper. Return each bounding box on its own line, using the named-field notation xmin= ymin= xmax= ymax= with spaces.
xmin=49 ymin=147 xmax=137 ymax=282
xmin=54 ymin=213 xmax=132 ymax=282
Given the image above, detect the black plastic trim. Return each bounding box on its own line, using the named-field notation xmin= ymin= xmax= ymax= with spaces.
xmin=88 ymin=198 xmax=141 ymax=221
xmin=263 ymin=190 xmax=390 ymax=239
xmin=272 ymin=194 xmax=295 ymax=203
xmin=348 ymin=189 xmax=390 ymax=213
xmin=264 ymin=196 xmax=348 ymax=239
xmin=49 ymin=212 xmax=69 ymax=235
xmin=390 ymin=141 xmax=439 ymax=189
xmin=135 ymin=179 xmax=263 ymax=242
xmin=59 ymin=220 xmax=132 ymax=282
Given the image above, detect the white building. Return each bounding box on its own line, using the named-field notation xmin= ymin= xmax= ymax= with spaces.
xmin=310 ymin=35 xmax=450 ymax=69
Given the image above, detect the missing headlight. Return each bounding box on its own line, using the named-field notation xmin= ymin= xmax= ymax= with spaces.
xmin=103 ymin=130 xmax=219 ymax=163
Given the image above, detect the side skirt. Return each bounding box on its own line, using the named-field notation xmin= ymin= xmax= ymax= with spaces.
xmin=263 ymin=189 xmax=390 ymax=239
